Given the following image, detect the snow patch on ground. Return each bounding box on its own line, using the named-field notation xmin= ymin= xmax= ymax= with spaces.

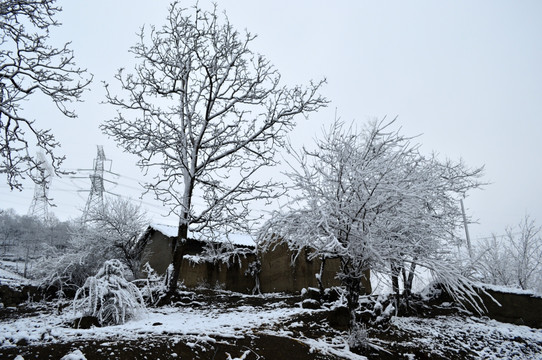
xmin=0 ymin=302 xmax=307 ymax=347
xmin=391 ymin=315 xmax=542 ymax=359
xmin=60 ymin=349 xmax=87 ymax=360
xmin=301 ymin=337 xmax=368 ymax=360
xmin=2 ymin=289 xmax=542 ymax=359
xmin=0 ymin=261 xmax=31 ymax=285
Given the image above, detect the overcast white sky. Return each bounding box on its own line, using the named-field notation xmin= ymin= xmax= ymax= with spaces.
xmin=1 ymin=0 xmax=541 ymax=241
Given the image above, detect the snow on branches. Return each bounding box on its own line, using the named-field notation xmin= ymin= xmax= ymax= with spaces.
xmin=101 ymin=1 xmax=327 ymax=294
xmin=259 ymin=118 xmax=485 ymax=321
xmin=73 ymin=259 xmax=146 ymax=327
xmin=0 ymin=0 xmax=91 ymax=190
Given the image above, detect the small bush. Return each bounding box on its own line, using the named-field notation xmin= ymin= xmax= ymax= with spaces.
xmin=348 ymin=323 xmax=369 ymax=353
xmin=73 ymin=259 xmax=146 ymax=326
xmin=138 ymin=262 xmax=166 ymax=305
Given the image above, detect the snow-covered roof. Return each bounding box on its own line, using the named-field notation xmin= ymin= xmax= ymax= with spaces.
xmin=149 ymin=223 xmax=256 ymax=248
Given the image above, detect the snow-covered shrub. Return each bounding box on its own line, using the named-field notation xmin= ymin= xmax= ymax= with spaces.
xmin=36 ymin=243 xmax=102 ymax=298
xmin=73 ymin=259 xmax=146 ymax=326
xmin=35 ymin=198 xmax=147 ymax=296
xmin=138 ymin=262 xmax=166 ymax=305
xmin=36 ymin=224 xmax=128 ymax=296
xmin=348 ymin=323 xmax=368 ymax=352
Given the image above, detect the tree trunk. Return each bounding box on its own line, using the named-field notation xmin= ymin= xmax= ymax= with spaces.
xmin=390 ymin=262 xmax=401 ymax=295
xmin=317 ymin=256 xmax=326 ymax=295
xmin=166 ymin=177 xmax=193 ymax=296
xmin=340 ymin=259 xmax=365 ymax=328
xmin=23 ymin=245 xmax=30 ymax=278
xmin=344 ymin=275 xmax=361 ymax=329
xmin=390 ymin=261 xmax=401 ymax=314
xmin=403 ymin=261 xmax=417 ymax=299
xmin=167 ymin=219 xmax=189 ymax=295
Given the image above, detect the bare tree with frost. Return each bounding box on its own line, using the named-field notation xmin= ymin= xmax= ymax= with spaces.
xmin=101 ymin=2 xmax=327 ymax=296
xmin=506 ymin=216 xmax=542 ymax=291
xmin=84 ymin=197 xmax=149 ymax=278
xmin=36 ymin=198 xmax=147 ymax=294
xmin=475 ymin=215 xmax=542 ymax=292
xmin=0 ymin=0 xmax=91 ymax=189
xmin=259 ymin=118 xmax=484 ymax=325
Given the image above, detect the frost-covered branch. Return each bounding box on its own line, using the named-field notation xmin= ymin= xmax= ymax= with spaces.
xmin=259 ymin=117 xmax=485 ymax=325
xmin=0 ymin=0 xmax=92 ymax=190
xmin=101 ymin=2 xmax=327 ymax=294
xmin=73 ymin=259 xmax=146 ymax=326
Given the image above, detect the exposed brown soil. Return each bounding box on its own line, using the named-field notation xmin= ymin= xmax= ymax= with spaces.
xmin=0 ymin=334 xmax=341 ymax=360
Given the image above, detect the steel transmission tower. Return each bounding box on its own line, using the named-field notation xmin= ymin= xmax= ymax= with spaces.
xmin=82 ymin=145 xmax=107 ymax=221
xmin=28 ymin=152 xmax=53 ymax=222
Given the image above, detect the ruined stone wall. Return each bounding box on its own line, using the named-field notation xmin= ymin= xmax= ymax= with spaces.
xmin=258 ymin=242 xmax=340 ymax=293
xmin=257 ymin=243 xmax=371 ymax=294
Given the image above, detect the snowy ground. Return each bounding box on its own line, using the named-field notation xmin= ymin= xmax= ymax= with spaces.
xmin=1 ymin=262 xmax=542 ymax=359
xmin=1 ymin=287 xmax=542 ymax=360
xmin=0 ymin=261 xmax=31 ymax=286
xmin=0 ymin=292 xmax=362 ymax=360
xmin=386 ymin=315 xmax=542 ymax=359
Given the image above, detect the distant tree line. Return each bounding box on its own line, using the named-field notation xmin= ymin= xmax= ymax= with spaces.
xmin=0 ymin=198 xmax=147 ymax=295
xmin=473 ymin=215 xmax=542 ymax=293
xmin=0 ymin=209 xmax=70 ymax=277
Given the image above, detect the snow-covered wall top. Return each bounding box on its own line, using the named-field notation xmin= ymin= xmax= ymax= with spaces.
xmin=149 ymin=223 xmax=256 ymax=248
xmin=476 ymin=282 xmax=542 ymax=299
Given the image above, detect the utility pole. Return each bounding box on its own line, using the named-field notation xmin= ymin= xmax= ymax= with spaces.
xmin=460 ymin=198 xmax=473 ymax=258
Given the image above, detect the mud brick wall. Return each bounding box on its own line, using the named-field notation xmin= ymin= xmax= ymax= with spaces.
xmin=476 ymin=287 xmax=542 ymax=328
xmin=141 ymin=229 xmax=372 ymax=295
xmin=140 ymin=231 xmax=173 ymax=275
xmin=182 ymin=254 xmax=258 ymax=293
xmin=258 ymin=242 xmax=339 ymax=293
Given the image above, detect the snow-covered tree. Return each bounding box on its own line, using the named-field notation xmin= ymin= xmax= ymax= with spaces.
xmin=259 ymin=118 xmax=484 ymax=325
xmin=101 ymin=2 xmax=327 ymax=296
xmin=508 ymin=216 xmax=542 ymax=291
xmin=73 ymin=259 xmax=146 ymax=326
xmin=84 ymin=197 xmax=148 ymax=278
xmin=475 ymin=215 xmax=542 ymax=293
xmin=0 ymin=0 xmax=91 ymax=190
xmin=37 ymin=198 xmax=147 ymax=293
xmin=474 ymin=234 xmax=514 ymax=287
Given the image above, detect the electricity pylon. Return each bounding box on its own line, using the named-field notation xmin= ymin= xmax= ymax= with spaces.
xmin=82 ymin=145 xmax=107 ymax=222
xmin=28 ymin=152 xmax=53 ymax=222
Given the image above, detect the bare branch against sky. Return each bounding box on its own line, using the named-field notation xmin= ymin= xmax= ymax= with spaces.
xmin=0 ymin=1 xmax=540 ymax=241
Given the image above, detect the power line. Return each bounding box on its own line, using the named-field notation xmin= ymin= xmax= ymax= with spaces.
xmin=472 ymin=232 xmax=523 ymax=242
